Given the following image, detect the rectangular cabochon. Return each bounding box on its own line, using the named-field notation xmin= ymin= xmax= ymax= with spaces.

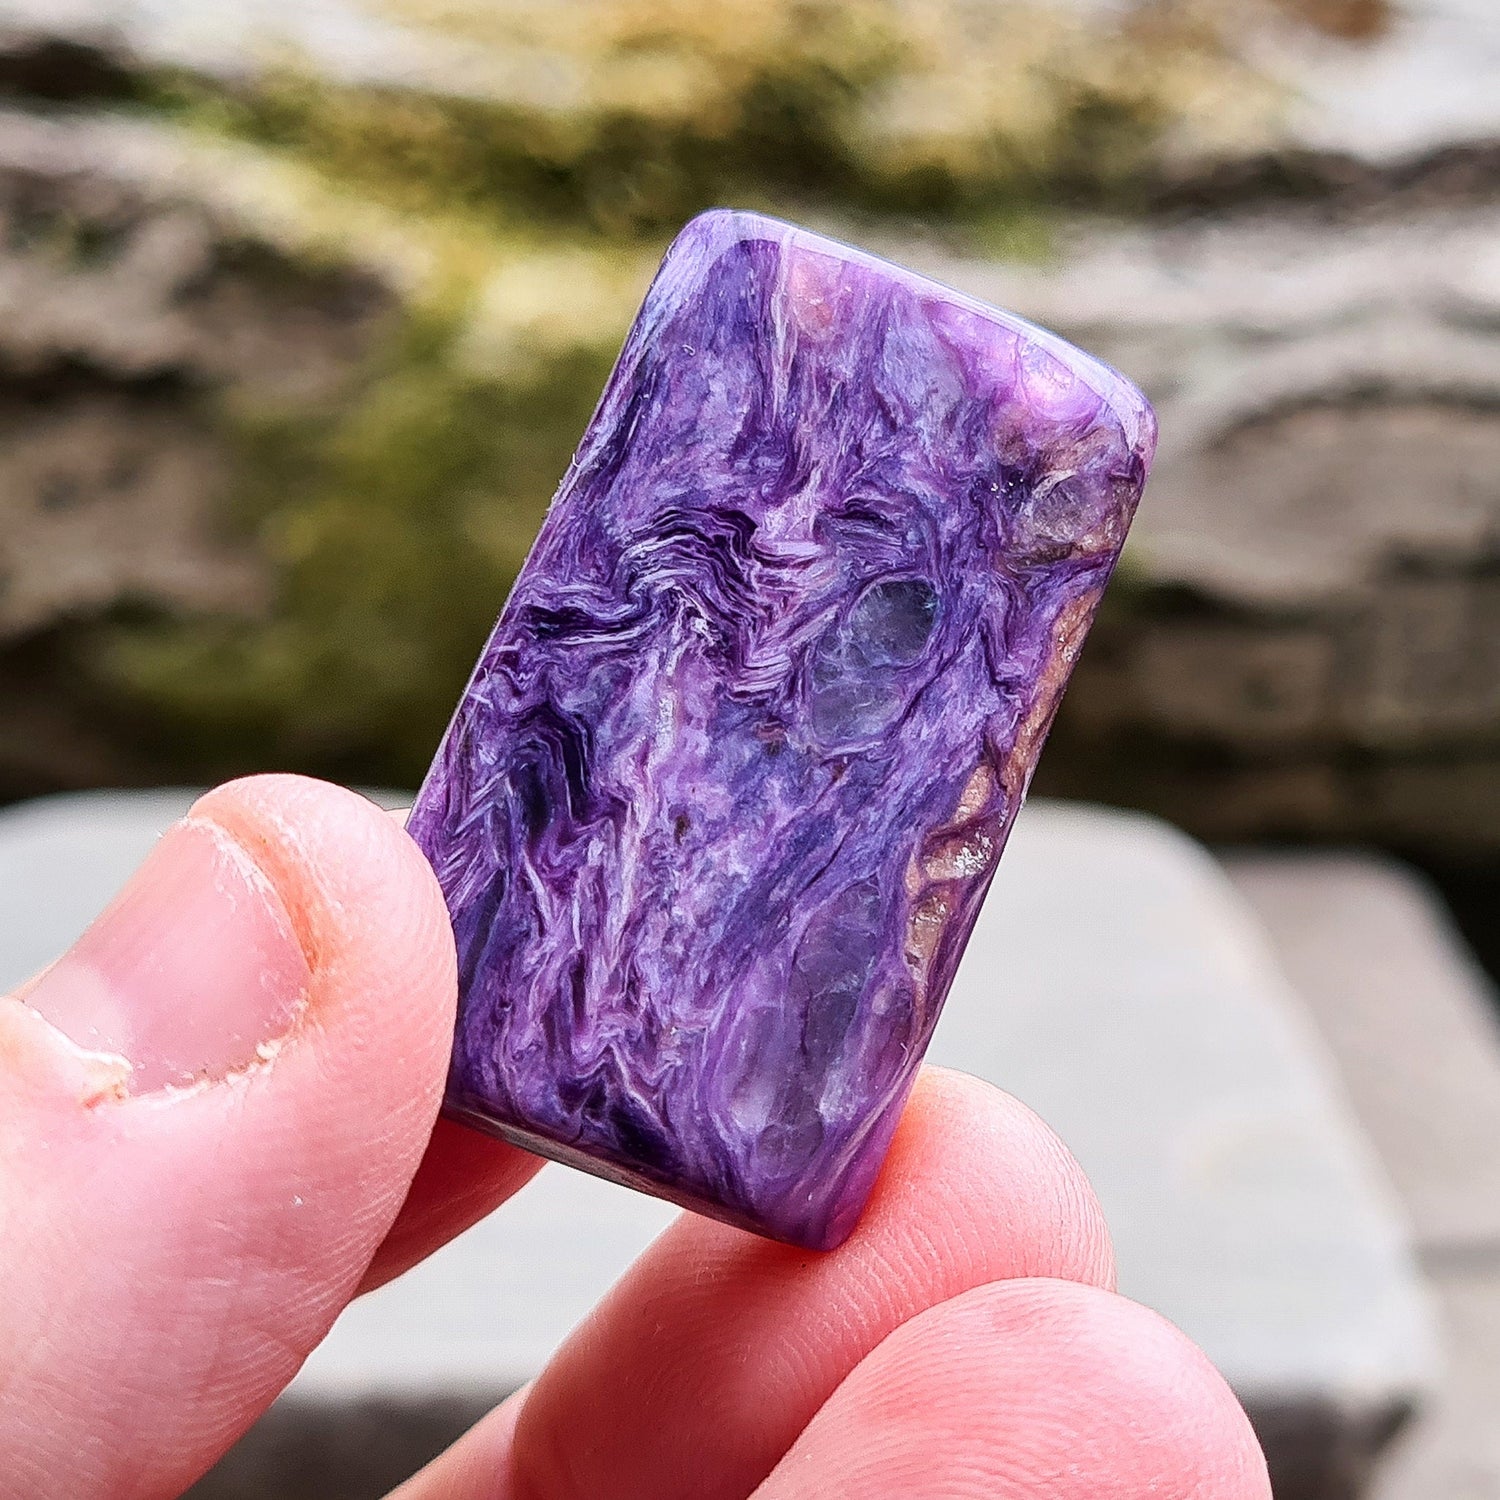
xmin=409 ymin=209 xmax=1155 ymax=1249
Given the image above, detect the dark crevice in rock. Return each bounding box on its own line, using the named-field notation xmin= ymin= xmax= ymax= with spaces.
xmin=1408 ymin=857 xmax=1500 ymax=999
xmin=0 ymin=37 xmax=142 ymax=105
xmin=1243 ymin=1395 xmax=1417 ymax=1500
xmin=1151 ymin=142 xmax=1500 ymax=220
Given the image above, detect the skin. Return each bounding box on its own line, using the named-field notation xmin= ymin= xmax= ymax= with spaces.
xmin=0 ymin=775 xmax=1272 ymax=1500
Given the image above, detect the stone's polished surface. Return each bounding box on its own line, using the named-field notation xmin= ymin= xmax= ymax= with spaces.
xmin=409 ymin=209 xmax=1155 ymax=1249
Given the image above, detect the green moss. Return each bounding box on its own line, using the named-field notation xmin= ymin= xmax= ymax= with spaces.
xmin=960 ymin=202 xmax=1060 ymax=265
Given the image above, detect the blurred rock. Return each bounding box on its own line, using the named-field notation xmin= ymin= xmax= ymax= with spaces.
xmin=0 ymin=105 xmax=399 ymax=794
xmin=0 ymin=111 xmax=394 ymax=398
xmin=1228 ymin=852 xmax=1500 ymax=1499
xmin=0 ymin=0 xmax=1497 ymax=859
xmin=908 ymin=201 xmax=1500 ymax=855
xmin=0 ymin=0 xmax=487 ymax=93
xmin=1259 ymin=0 xmax=1500 ymax=174
xmin=3 ymin=0 xmax=1496 ymax=205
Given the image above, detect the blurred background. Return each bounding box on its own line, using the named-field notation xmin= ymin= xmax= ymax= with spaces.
xmin=0 ymin=1 xmax=1497 ymax=1497
xmin=0 ymin=0 xmax=1495 ymax=946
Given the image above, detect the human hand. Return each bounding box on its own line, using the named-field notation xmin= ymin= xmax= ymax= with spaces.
xmin=1 ymin=776 xmax=1271 ymax=1500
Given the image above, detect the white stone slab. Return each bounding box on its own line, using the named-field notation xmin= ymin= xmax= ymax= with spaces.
xmin=938 ymin=806 xmax=1437 ymax=1410
xmin=1227 ymin=852 xmax=1500 ymax=1254
xmin=1226 ymin=852 xmax=1500 ymax=1500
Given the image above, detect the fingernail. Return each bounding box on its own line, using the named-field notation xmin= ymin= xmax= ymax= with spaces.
xmin=23 ymin=817 xmax=312 ymax=1094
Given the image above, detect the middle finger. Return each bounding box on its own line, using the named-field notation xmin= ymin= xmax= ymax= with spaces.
xmin=410 ymin=1066 xmax=1116 ymax=1500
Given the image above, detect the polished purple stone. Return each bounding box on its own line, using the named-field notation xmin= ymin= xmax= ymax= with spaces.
xmin=409 ymin=210 xmax=1155 ymax=1250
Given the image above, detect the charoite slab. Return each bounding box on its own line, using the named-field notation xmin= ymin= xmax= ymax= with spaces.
xmin=410 ymin=210 xmax=1155 ymax=1249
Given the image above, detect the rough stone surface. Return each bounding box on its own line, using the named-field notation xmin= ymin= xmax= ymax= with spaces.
xmin=1228 ymin=852 xmax=1500 ymax=1500
xmin=899 ymin=203 xmax=1500 ymax=855
xmin=0 ymin=0 xmax=534 ymax=97
xmin=1228 ymin=852 xmax=1500 ymax=1250
xmin=409 ymin=209 xmax=1154 ymax=1249
xmin=1372 ymin=1276 xmax=1500 ymax=1500
xmin=1268 ymin=0 xmax=1500 ymax=169
xmin=4 ymin=0 xmax=1499 ymax=187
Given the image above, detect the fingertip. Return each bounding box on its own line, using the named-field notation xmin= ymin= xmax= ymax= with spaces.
xmin=390 ymin=1387 xmax=531 ymax=1500
xmin=187 ymin=775 xmax=458 ymax=1128
xmin=873 ymin=1066 xmax=1116 ymax=1290
xmin=984 ymin=1281 xmax=1270 ymax=1497
xmin=763 ymin=1279 xmax=1270 ymax=1500
xmin=0 ymin=774 xmax=463 ymax=1498
xmin=182 ymin=774 xmax=461 ymax=1226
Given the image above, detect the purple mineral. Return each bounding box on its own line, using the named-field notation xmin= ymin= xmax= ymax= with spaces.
xmin=408 ymin=210 xmax=1155 ymax=1250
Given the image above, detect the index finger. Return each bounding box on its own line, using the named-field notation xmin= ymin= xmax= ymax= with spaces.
xmin=399 ymin=1066 xmax=1117 ymax=1500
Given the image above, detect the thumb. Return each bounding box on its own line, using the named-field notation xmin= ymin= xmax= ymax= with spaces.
xmin=0 ymin=775 xmax=458 ymax=1500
